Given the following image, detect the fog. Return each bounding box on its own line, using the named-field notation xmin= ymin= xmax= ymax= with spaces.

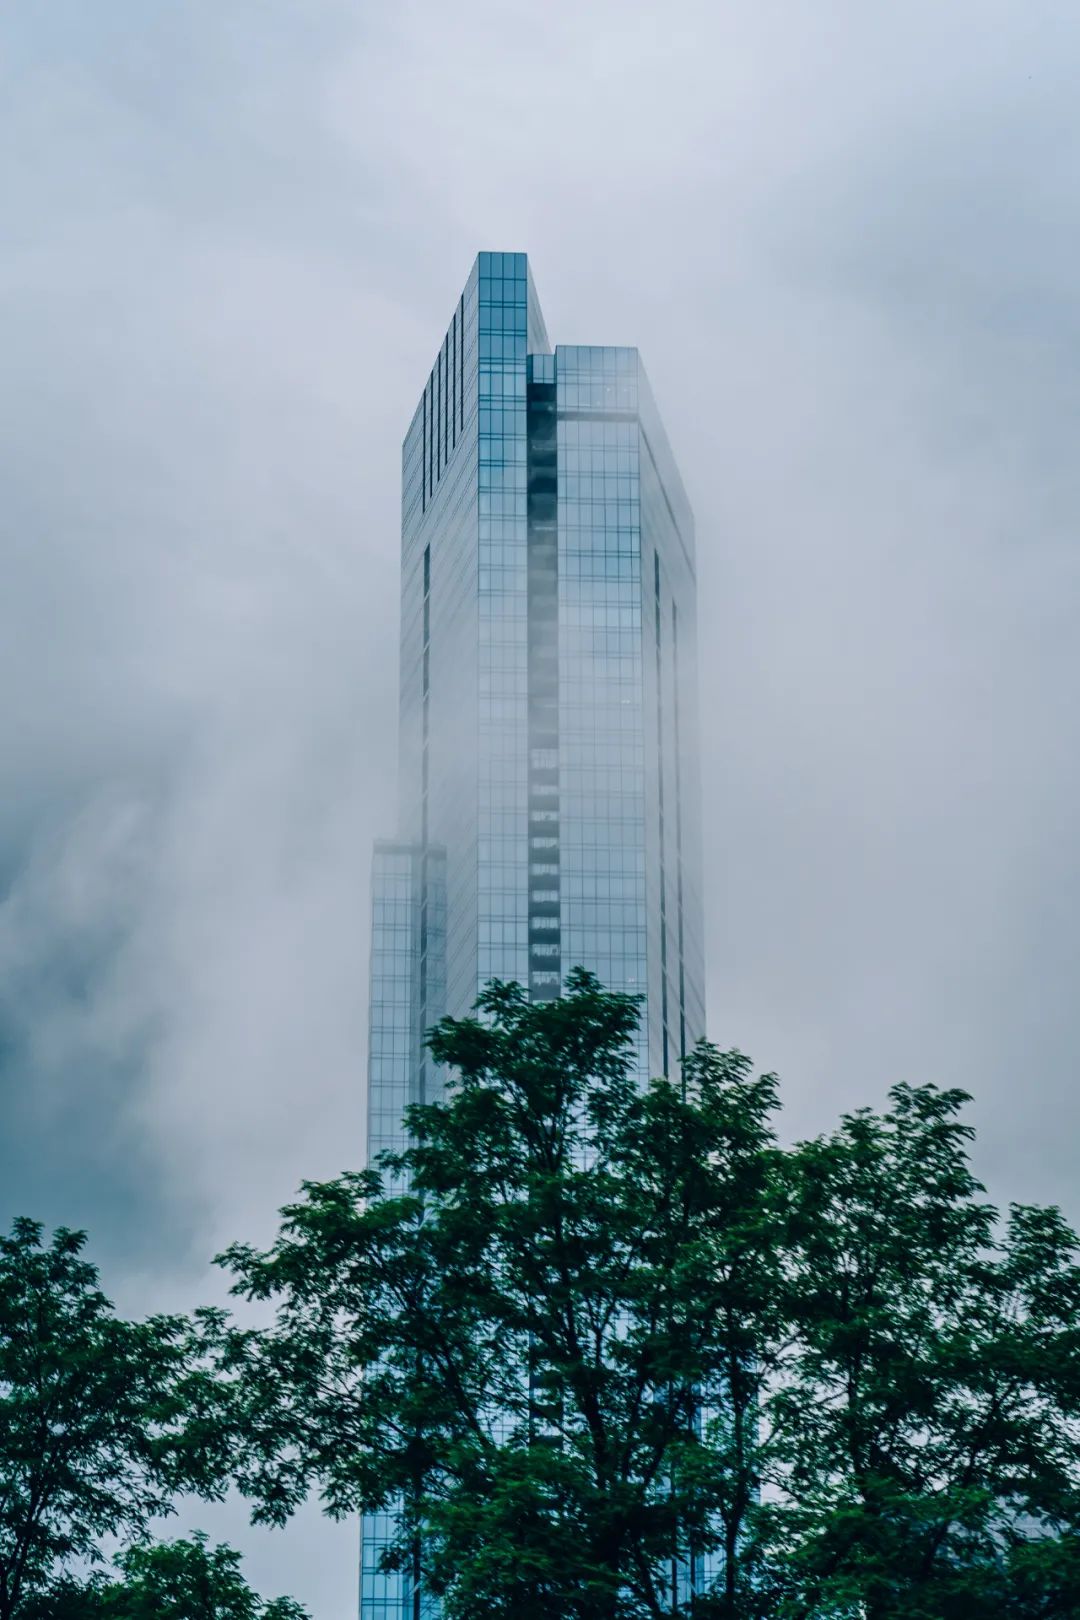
xmin=3 ymin=2 xmax=1079 ymax=1611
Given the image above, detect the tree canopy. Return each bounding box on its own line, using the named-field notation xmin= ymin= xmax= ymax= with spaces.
xmin=7 ymin=975 xmax=1080 ymax=1617
xmin=0 ymin=1219 xmax=222 ymax=1620
xmin=212 ymin=972 xmax=1080 ymax=1618
xmin=216 ymin=971 xmax=785 ymax=1617
xmin=18 ymin=1535 xmax=308 ymax=1620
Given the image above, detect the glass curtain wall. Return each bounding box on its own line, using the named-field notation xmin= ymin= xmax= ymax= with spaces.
xmin=362 ymin=254 xmax=705 ymax=1619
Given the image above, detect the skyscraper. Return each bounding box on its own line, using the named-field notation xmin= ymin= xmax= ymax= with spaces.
xmin=362 ymin=252 xmax=705 ymax=1619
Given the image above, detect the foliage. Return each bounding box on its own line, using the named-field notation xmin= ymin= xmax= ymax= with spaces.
xmin=10 ymin=976 xmax=1080 ymax=1618
xmin=102 ymin=1535 xmax=308 ymax=1620
xmin=214 ymin=973 xmax=1080 ymax=1618
xmin=16 ymin=1535 xmax=308 ymax=1620
xmin=214 ymin=970 xmax=786 ymax=1618
xmin=764 ymin=1089 xmax=1080 ymax=1619
xmin=0 ymin=1220 xmax=222 ymax=1620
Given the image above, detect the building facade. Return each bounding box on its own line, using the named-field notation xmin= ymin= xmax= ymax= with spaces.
xmin=363 ymin=252 xmax=705 ymax=1619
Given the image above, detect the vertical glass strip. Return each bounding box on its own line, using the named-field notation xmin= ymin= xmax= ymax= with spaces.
xmin=654 ymin=551 xmax=669 ymax=1074
xmin=672 ymin=600 xmax=687 ymax=1061
xmin=443 ymin=331 xmax=450 ymax=466
xmin=526 ymin=360 xmax=560 ymax=1000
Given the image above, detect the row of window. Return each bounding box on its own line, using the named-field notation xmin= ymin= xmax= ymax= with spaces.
xmin=478 ymin=493 xmax=527 ymax=517
xmin=559 ymin=381 xmax=637 ymax=409
xmin=479 ymin=365 xmax=526 ymax=397
xmin=478 ymin=250 xmax=527 ymax=280
xmin=479 ymin=406 xmax=527 ymax=434
xmin=478 ymin=325 xmax=528 ymax=360
xmin=562 ymin=476 xmax=640 ymax=498
xmin=420 ymin=292 xmax=467 ymax=511
xmin=479 ymin=302 xmax=527 ymax=332
xmin=560 ymin=503 xmax=643 ymax=530
xmin=561 ymin=553 xmax=643 ymax=578
xmin=557 ymin=343 xmax=638 ymax=372
xmin=559 ymin=448 xmax=640 ymax=471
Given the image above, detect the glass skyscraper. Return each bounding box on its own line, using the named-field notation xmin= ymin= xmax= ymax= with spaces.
xmin=363 ymin=252 xmax=705 ymax=1619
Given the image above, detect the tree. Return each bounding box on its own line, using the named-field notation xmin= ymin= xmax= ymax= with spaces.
xmin=211 ymin=975 xmax=1080 ymax=1618
xmin=0 ymin=1220 xmax=220 ymax=1620
xmin=765 ymin=1086 xmax=1080 ymax=1620
xmin=17 ymin=1535 xmax=309 ymax=1620
xmin=101 ymin=1536 xmax=308 ymax=1620
xmin=214 ymin=972 xmax=787 ymax=1619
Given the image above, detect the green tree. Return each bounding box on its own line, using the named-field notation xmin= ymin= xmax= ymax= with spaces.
xmin=102 ymin=1536 xmax=308 ymax=1620
xmin=0 ymin=1220 xmax=221 ymax=1620
xmin=210 ymin=975 xmax=1080 ymax=1618
xmin=766 ymin=1086 xmax=1080 ymax=1620
xmin=18 ymin=1535 xmax=308 ymax=1620
xmin=215 ymin=972 xmax=786 ymax=1619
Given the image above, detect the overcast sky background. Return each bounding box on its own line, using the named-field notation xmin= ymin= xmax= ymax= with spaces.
xmin=3 ymin=0 xmax=1080 ymax=1612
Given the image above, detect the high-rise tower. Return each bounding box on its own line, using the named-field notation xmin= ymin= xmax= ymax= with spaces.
xmin=362 ymin=252 xmax=705 ymax=1619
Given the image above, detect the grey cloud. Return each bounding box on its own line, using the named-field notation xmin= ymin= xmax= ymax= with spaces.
xmin=3 ymin=0 xmax=1080 ymax=1612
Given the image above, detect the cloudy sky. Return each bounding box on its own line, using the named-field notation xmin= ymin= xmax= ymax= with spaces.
xmin=3 ymin=0 xmax=1079 ymax=1611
